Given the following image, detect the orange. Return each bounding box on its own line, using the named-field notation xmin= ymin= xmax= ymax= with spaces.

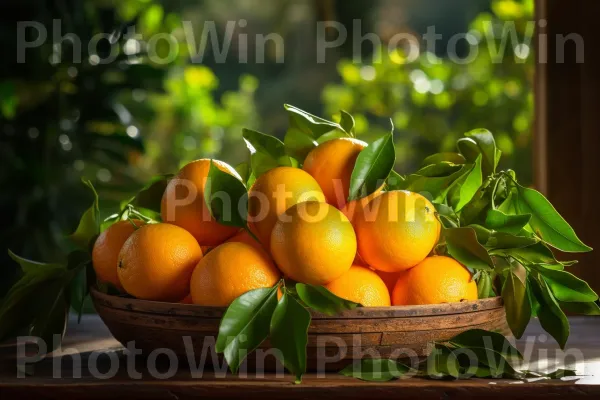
xmin=354 ymin=190 xmax=440 ymax=272
xmin=270 ymin=201 xmax=356 ymax=285
xmin=325 ymin=265 xmax=391 ymax=307
xmin=375 ymin=270 xmax=401 ymax=294
xmin=117 ymin=223 xmax=203 ymax=302
xmin=92 ymin=220 xmax=143 ymax=291
xmin=226 ymin=229 xmax=263 ymax=251
xmin=247 ymin=167 xmax=325 ymax=248
xmin=302 ymin=137 xmax=367 ymax=209
xmin=190 ymin=242 xmax=281 ymax=306
xmin=340 ymin=191 xmax=382 ymax=223
xmin=161 ymin=159 xmax=241 ymax=246
xmin=392 ymin=256 xmax=478 ymax=305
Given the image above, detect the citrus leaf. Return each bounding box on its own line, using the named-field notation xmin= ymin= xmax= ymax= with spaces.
xmin=284 ymin=104 xmax=342 ymax=137
xmin=514 ymin=184 xmax=592 ymax=253
xmin=529 ymin=274 xmax=570 ymax=349
xmin=502 ymin=266 xmax=531 ymax=339
xmin=449 ymin=328 xmax=522 ymax=359
xmin=216 ymin=286 xmax=279 ymax=374
xmin=339 ymin=359 xmax=411 ymax=381
xmin=401 ymin=167 xmax=467 ymax=203
xmin=463 ymin=129 xmax=501 ymax=176
xmin=242 ymin=128 xmax=296 ymax=177
xmin=339 ymin=110 xmax=355 ymax=135
xmin=485 ymin=232 xmax=539 ymax=250
xmin=385 ymin=170 xmax=405 ymax=191
xmin=204 ymin=160 xmax=248 ymax=229
xmin=476 ymin=271 xmax=494 ymax=298
xmin=129 ymin=174 xmax=172 ymax=213
xmin=414 ymin=162 xmax=463 ymax=178
xmin=425 ymin=344 xmax=461 ymax=379
xmin=283 ymin=129 xmax=317 ymax=163
xmin=295 ymin=283 xmax=360 ymax=316
xmin=422 ymin=152 xmax=466 ymax=167
xmin=560 ymin=301 xmax=600 ymax=315
xmin=485 ymin=209 xmax=531 ymax=235
xmin=348 ymin=132 xmax=395 ymax=201
xmin=444 ymin=227 xmax=494 ymax=271
xmin=538 ymin=269 xmax=598 ymax=303
xmin=68 ymin=179 xmax=100 ymax=251
xmin=270 ymin=291 xmax=311 ymax=383
xmin=455 ymin=155 xmax=483 ymax=212
xmin=30 ymin=280 xmax=69 ymax=351
xmin=491 ymin=242 xmax=559 ymax=265
xmin=8 ymin=250 xmax=63 ymax=274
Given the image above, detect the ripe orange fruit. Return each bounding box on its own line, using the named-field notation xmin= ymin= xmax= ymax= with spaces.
xmin=117 ymin=223 xmax=203 ymax=302
xmin=161 ymin=159 xmax=241 ymax=246
xmin=302 ymin=137 xmax=367 ymax=209
xmin=375 ymin=270 xmax=401 ymax=294
xmin=325 ymin=265 xmax=391 ymax=307
xmin=392 ymin=256 xmax=478 ymax=305
xmin=190 ymin=242 xmax=281 ymax=306
xmin=226 ymin=229 xmax=263 ymax=251
xmin=92 ymin=220 xmax=143 ymax=291
xmin=270 ymin=201 xmax=356 ymax=285
xmin=247 ymin=167 xmax=325 ymax=248
xmin=354 ymin=190 xmax=440 ymax=272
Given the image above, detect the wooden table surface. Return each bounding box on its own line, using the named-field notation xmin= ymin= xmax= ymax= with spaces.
xmin=1 ymin=315 xmax=599 ymax=399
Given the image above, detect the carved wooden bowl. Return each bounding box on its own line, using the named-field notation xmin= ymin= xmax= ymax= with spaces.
xmin=91 ymin=288 xmax=508 ymax=371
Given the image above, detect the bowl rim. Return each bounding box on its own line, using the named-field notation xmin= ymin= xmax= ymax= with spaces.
xmin=90 ymin=287 xmax=503 ymax=319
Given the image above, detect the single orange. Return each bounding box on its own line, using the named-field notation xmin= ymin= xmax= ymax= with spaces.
xmin=247 ymin=167 xmax=325 ymax=249
xmin=190 ymin=242 xmax=281 ymax=306
xmin=117 ymin=223 xmax=203 ymax=302
xmin=354 ymin=190 xmax=440 ymax=272
xmin=302 ymin=137 xmax=368 ymax=209
xmin=92 ymin=220 xmax=143 ymax=291
xmin=270 ymin=201 xmax=356 ymax=285
xmin=392 ymin=256 xmax=478 ymax=305
xmin=325 ymin=265 xmax=391 ymax=307
xmin=161 ymin=159 xmax=241 ymax=246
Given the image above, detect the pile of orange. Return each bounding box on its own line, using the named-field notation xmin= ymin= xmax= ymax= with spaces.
xmin=92 ymin=138 xmax=477 ymax=308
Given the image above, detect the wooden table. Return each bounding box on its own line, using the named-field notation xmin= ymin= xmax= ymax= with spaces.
xmin=1 ymin=315 xmax=599 ymax=399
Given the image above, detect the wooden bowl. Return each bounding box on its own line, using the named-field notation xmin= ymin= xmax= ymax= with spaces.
xmin=90 ymin=288 xmax=508 ymax=371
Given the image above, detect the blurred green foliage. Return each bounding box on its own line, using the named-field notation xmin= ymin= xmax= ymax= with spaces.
xmin=322 ymin=0 xmax=534 ymax=182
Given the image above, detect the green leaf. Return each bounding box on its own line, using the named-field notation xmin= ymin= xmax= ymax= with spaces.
xmin=449 ymin=328 xmax=522 ymax=359
xmin=385 ymin=170 xmax=405 ymax=191
xmin=414 ymin=162 xmax=463 ymax=178
xmin=444 ymin=227 xmax=494 ymax=271
xmin=8 ymin=250 xmax=63 ymax=274
xmin=514 ymin=184 xmax=592 ymax=252
xmin=455 ymin=155 xmax=483 ymax=211
xmin=477 ymin=271 xmax=494 ymax=299
xmin=339 ymin=359 xmax=411 ymax=381
xmin=485 ymin=232 xmax=539 ymax=249
xmin=216 ymin=286 xmax=279 ymax=374
xmin=485 ymin=209 xmax=531 ymax=235
xmin=68 ymin=179 xmax=100 ymax=251
xmin=347 ymin=133 xmax=395 ymax=201
xmin=270 ymin=291 xmax=311 ymax=383
xmin=129 ymin=174 xmax=172 ymax=213
xmin=295 ymin=283 xmax=360 ymax=316
xmin=529 ymin=274 xmax=570 ymax=349
xmin=560 ymin=301 xmax=600 ymax=315
xmin=68 ymin=263 xmax=89 ymax=323
xmin=538 ymin=269 xmax=598 ymax=303
xmin=425 ymin=344 xmax=461 ymax=379
xmin=283 ymin=104 xmax=342 ymax=162
xmin=242 ymin=128 xmax=296 ymax=177
xmin=492 ymin=242 xmax=559 ymax=265
xmin=401 ymin=167 xmax=467 ymax=203
xmin=339 ymin=110 xmax=355 ymax=135
xmin=502 ymin=267 xmax=531 ymax=338
xmin=234 ymin=162 xmax=251 ymax=184
xmin=30 ymin=280 xmax=69 ymax=351
xmin=422 ymin=152 xmax=466 ymax=167
xmin=462 ymin=129 xmax=501 ymax=176
xmin=204 ymin=160 xmax=248 ymax=229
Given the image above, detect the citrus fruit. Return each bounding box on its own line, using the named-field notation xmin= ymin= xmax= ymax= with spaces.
xmin=247 ymin=167 xmax=325 ymax=248
xmin=325 ymin=265 xmax=391 ymax=307
xmin=117 ymin=223 xmax=203 ymax=302
xmin=270 ymin=201 xmax=356 ymax=285
xmin=92 ymin=219 xmax=143 ymax=291
xmin=392 ymin=256 xmax=478 ymax=305
xmin=302 ymin=137 xmax=367 ymax=209
xmin=190 ymin=242 xmax=281 ymax=306
xmin=161 ymin=159 xmax=241 ymax=246
xmin=354 ymin=190 xmax=440 ymax=272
